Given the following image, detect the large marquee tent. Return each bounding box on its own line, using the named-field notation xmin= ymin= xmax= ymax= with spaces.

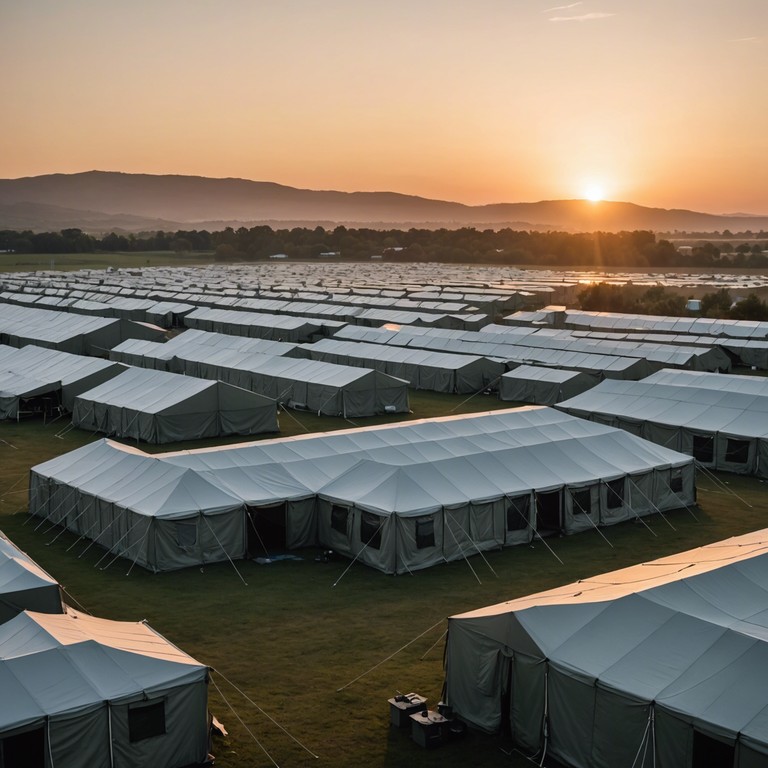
xmin=557 ymin=369 xmax=768 ymax=477
xmin=0 ymin=608 xmax=210 ymax=768
xmin=29 ymin=408 xmax=696 ymax=574
xmin=72 ymin=367 xmax=278 ymax=443
xmin=444 ymin=528 xmax=768 ymax=768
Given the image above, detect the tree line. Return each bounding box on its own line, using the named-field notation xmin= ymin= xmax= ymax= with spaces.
xmin=1 ymin=225 xmax=768 ymax=269
xmin=578 ymin=284 xmax=768 ymax=321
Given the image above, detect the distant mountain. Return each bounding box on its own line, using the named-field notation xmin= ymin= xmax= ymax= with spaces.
xmin=1 ymin=171 xmax=767 ymax=234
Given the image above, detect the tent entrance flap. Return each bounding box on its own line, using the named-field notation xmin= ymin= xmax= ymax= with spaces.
xmin=246 ymin=503 xmax=288 ymax=556
xmin=536 ymin=490 xmax=561 ymax=533
xmin=1 ymin=727 xmax=45 ymax=768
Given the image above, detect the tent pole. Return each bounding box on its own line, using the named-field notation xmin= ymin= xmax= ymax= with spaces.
xmin=46 ymin=716 xmax=55 ymax=768
xmin=107 ymin=703 xmax=115 ymax=768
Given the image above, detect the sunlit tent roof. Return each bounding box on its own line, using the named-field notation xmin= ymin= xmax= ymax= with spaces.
xmin=557 ymin=369 xmax=768 ymax=476
xmin=444 ymin=528 xmax=768 ymax=767
xmin=72 ymin=366 xmax=278 ymax=443
xmin=30 ymin=408 xmax=696 ymax=573
xmin=0 ymin=608 xmax=209 ymax=768
xmin=0 ymin=530 xmax=63 ymax=623
xmin=562 ymin=309 xmax=768 ymax=339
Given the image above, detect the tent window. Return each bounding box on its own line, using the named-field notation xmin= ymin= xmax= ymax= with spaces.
xmin=175 ymin=522 xmax=197 ymax=548
xmin=331 ymin=505 xmax=349 ymax=535
xmin=128 ymin=700 xmax=166 ymax=742
xmin=506 ymin=496 xmax=529 ymax=531
xmin=725 ymin=439 xmax=750 ymax=465
xmin=360 ymin=512 xmax=382 ymax=550
xmin=692 ymin=435 xmax=714 ymax=463
xmin=1 ymin=728 xmax=45 ymax=768
xmin=570 ymin=489 xmax=591 ymax=515
xmin=606 ymin=478 xmax=624 ymax=509
xmin=691 ymin=730 xmax=735 ymax=768
xmin=670 ymin=474 xmax=684 ymax=493
xmin=415 ymin=517 xmax=435 ymax=549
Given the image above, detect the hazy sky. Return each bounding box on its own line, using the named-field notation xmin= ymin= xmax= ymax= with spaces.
xmin=2 ymin=1 xmax=767 ymax=212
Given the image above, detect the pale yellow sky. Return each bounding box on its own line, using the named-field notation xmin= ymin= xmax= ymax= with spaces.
xmin=2 ymin=1 xmax=767 ymax=213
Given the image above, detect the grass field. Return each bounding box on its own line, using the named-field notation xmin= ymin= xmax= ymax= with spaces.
xmin=1 ymin=392 xmax=767 ymax=767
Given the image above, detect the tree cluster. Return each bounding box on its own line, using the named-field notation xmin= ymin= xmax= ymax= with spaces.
xmin=1 ymin=225 xmax=767 ymax=269
xmin=578 ymin=284 xmax=768 ymax=321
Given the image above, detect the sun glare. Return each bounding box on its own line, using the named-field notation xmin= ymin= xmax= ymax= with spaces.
xmin=583 ymin=183 xmax=605 ymax=203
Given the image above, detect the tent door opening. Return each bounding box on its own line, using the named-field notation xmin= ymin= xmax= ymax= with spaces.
xmin=246 ymin=503 xmax=288 ymax=556
xmin=691 ymin=730 xmax=735 ymax=768
xmin=535 ymin=490 xmax=561 ymax=533
xmin=1 ymin=727 xmax=45 ymax=768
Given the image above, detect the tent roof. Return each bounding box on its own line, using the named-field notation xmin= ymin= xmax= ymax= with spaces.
xmin=0 ymin=530 xmax=60 ymax=598
xmin=558 ymin=376 xmax=768 ymax=438
xmin=0 ymin=609 xmax=207 ymax=731
xmin=35 ymin=408 xmax=692 ymax=518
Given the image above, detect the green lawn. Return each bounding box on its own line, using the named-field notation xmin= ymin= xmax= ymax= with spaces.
xmin=1 ymin=393 xmax=766 ymax=767
xmin=0 ymin=251 xmax=216 ymax=273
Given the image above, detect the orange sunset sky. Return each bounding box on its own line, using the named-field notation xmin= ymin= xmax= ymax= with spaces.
xmin=2 ymin=1 xmax=767 ymax=214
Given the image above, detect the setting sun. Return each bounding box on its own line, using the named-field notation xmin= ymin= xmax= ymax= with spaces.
xmin=583 ymin=183 xmax=605 ymax=203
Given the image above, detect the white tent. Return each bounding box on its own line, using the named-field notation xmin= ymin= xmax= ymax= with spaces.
xmin=0 ymin=609 xmax=209 ymax=768
xmin=302 ymin=338 xmax=502 ymax=393
xmin=499 ymin=365 xmax=598 ymax=405
xmin=0 ymin=530 xmax=63 ymax=623
xmin=171 ymin=346 xmax=410 ymax=417
xmin=0 ymin=344 xmax=127 ymax=416
xmin=30 ymin=408 xmax=696 ymax=574
xmin=444 ymin=528 xmax=768 ymax=768
xmin=72 ymin=367 xmax=278 ymax=443
xmin=558 ymin=370 xmax=768 ymax=477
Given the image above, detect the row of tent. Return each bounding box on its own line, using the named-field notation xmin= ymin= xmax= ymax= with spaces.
xmin=0 ymin=530 xmax=211 ymax=768
xmin=444 ymin=527 xmax=768 ymax=767
xmin=110 ymin=330 xmax=411 ymax=416
xmin=0 ymin=344 xmax=278 ymax=443
xmin=557 ymin=368 xmax=768 ymax=478
xmin=28 ymin=407 xmax=697 ymax=574
xmin=0 ymin=302 xmax=164 ymax=355
xmin=334 ymin=322 xmax=732 ymax=374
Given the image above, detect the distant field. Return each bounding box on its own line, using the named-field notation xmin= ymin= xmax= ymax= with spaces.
xmin=0 ymin=251 xmax=216 ymax=273
xmin=2 ymin=391 xmax=767 ymax=767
